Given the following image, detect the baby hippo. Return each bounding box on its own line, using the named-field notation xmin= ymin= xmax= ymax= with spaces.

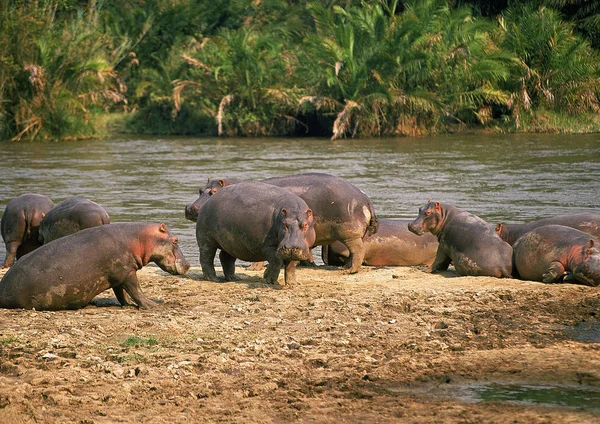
xmin=196 ymin=182 xmax=315 ymax=286
xmin=513 ymin=225 xmax=600 ymax=286
xmin=408 ymin=201 xmax=512 ymax=278
xmin=0 ymin=223 xmax=190 ymax=310
xmin=40 ymin=197 xmax=110 ymax=244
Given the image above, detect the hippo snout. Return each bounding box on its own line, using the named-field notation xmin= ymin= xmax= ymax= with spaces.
xmin=175 ymin=258 xmax=191 ymax=275
xmin=408 ymin=221 xmax=424 ymax=236
xmin=184 ymin=204 xmax=200 ymax=221
xmin=277 ymin=246 xmax=309 ymax=262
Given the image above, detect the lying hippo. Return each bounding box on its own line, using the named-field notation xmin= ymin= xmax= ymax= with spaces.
xmin=496 ymin=213 xmax=600 ymax=245
xmin=1 ymin=194 xmax=55 ymax=268
xmin=322 ymin=218 xmax=438 ymax=267
xmin=196 ymin=182 xmax=315 ymax=286
xmin=40 ymin=197 xmax=110 ymax=243
xmin=187 ymin=173 xmax=378 ymax=273
xmin=513 ymin=225 xmax=600 ymax=286
xmin=408 ymin=201 xmax=512 ymax=278
xmin=0 ymin=223 xmax=190 ymax=310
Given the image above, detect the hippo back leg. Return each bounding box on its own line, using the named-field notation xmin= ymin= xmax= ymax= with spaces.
xmin=2 ymin=241 xmax=20 ymax=268
xmin=219 ymin=250 xmax=239 ymax=281
xmin=199 ymin=242 xmax=220 ymax=282
xmin=342 ymin=237 xmax=366 ymax=274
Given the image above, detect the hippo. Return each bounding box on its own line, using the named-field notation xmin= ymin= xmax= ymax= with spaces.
xmin=496 ymin=214 xmax=600 ymax=246
xmin=322 ymin=218 xmax=438 ymax=267
xmin=39 ymin=197 xmax=110 ymax=243
xmin=408 ymin=201 xmax=512 ymax=278
xmin=185 ymin=178 xmax=240 ymax=221
xmin=186 ymin=173 xmax=378 ymax=273
xmin=1 ymin=194 xmax=55 ymax=268
xmin=513 ymin=225 xmax=600 ymax=286
xmin=0 ymin=223 xmax=190 ymax=310
xmin=196 ymin=182 xmax=316 ymax=286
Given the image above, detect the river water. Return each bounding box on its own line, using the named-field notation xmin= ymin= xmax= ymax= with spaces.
xmin=1 ymin=133 xmax=599 ymax=265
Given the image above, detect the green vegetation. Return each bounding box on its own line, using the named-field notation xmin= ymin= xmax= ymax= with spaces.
xmin=1 ymin=0 xmax=599 ymax=141
xmin=120 ymin=335 xmax=159 ymax=348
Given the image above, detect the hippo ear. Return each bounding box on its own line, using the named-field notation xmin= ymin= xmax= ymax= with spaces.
xmin=218 ymin=179 xmax=225 ymax=187
xmin=281 ymin=208 xmax=287 ymax=217
xmin=159 ymin=223 xmax=167 ymax=233
xmin=495 ymin=223 xmax=503 ymax=233
xmin=589 ymin=239 xmax=595 ymax=249
xmin=434 ymin=202 xmax=441 ymax=212
xmin=206 ymin=177 xmax=210 ymax=183
xmin=306 ymin=209 xmax=313 ymax=220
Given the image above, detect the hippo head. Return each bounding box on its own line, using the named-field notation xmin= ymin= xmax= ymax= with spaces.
xmin=276 ymin=208 xmax=316 ymax=262
xmin=149 ymin=223 xmax=191 ymax=275
xmin=573 ymin=240 xmax=600 ymax=287
xmin=408 ymin=201 xmax=444 ymax=236
xmin=495 ymin=223 xmax=509 ymax=243
xmin=185 ymin=178 xmax=238 ymax=222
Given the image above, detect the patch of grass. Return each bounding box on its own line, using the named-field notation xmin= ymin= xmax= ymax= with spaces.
xmin=0 ymin=336 xmax=18 ymax=346
xmin=120 ymin=336 xmax=159 ymax=348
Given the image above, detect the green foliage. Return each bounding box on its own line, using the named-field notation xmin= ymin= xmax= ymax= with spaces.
xmin=120 ymin=335 xmax=159 ymax=348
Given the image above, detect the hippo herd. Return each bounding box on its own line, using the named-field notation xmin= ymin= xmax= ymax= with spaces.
xmin=0 ymin=172 xmax=599 ymax=311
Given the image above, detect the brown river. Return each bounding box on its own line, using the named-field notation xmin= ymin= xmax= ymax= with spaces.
xmin=1 ymin=133 xmax=599 ymax=265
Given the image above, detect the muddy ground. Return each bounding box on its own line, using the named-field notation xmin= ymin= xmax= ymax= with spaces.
xmin=0 ymin=264 xmax=599 ymax=423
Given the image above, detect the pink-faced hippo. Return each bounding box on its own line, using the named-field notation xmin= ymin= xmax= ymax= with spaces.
xmin=0 ymin=223 xmax=190 ymax=310
xmin=513 ymin=224 xmax=600 ymax=286
xmin=322 ymin=218 xmax=438 ymax=267
xmin=39 ymin=197 xmax=110 ymax=244
xmin=196 ymin=182 xmax=315 ymax=286
xmin=408 ymin=201 xmax=512 ymax=278
xmin=1 ymin=193 xmax=55 ymax=268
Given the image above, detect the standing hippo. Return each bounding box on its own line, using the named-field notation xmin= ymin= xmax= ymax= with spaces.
xmin=322 ymin=218 xmax=438 ymax=267
xmin=186 ymin=173 xmax=378 ymax=273
xmin=513 ymin=225 xmax=600 ymax=286
xmin=0 ymin=223 xmax=190 ymax=310
xmin=196 ymin=182 xmax=316 ymax=286
xmin=496 ymin=214 xmax=600 ymax=246
xmin=39 ymin=197 xmax=110 ymax=244
xmin=1 ymin=194 xmax=54 ymax=268
xmin=408 ymin=201 xmax=512 ymax=278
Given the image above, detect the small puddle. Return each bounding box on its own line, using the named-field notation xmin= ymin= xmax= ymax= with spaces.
xmin=462 ymin=383 xmax=600 ymax=412
xmin=564 ymin=321 xmax=600 ymax=343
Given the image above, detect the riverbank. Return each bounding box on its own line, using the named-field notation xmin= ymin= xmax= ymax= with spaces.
xmin=0 ymin=265 xmax=599 ymax=423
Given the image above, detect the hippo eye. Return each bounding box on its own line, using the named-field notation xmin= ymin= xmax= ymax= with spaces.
xmin=425 ymin=210 xmax=431 ymax=216
xmin=302 ymin=222 xmax=308 ymax=231
xmin=172 ymin=238 xmax=178 ymax=245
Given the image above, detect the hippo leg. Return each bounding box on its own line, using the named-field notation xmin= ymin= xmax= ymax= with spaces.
xmin=263 ymin=256 xmax=284 ymax=285
xmin=542 ymin=261 xmax=567 ymax=283
xmin=427 ymin=248 xmax=452 ymax=273
xmin=1 ymin=241 xmax=19 ymax=268
xmin=199 ymin=244 xmax=220 ymax=282
xmin=113 ymin=286 xmax=132 ymax=306
xmin=343 ymin=238 xmax=365 ymax=274
xmin=219 ymin=250 xmax=240 ymax=281
xmin=283 ymin=260 xmax=300 ymax=285
xmin=121 ymin=271 xmax=158 ymax=309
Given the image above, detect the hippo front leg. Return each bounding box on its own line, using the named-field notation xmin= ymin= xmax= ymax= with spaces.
xmin=113 ymin=286 xmax=133 ymax=307
xmin=343 ymin=238 xmax=365 ymax=274
xmin=219 ymin=250 xmax=240 ymax=281
xmin=427 ymin=247 xmax=452 ymax=273
xmin=263 ymin=255 xmax=284 ymax=286
xmin=199 ymin=244 xmax=220 ymax=282
xmin=542 ymin=261 xmax=567 ymax=283
xmin=121 ymin=271 xmax=158 ymax=309
xmin=283 ymin=260 xmax=300 ymax=285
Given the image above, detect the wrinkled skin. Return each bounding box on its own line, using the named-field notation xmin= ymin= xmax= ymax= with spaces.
xmin=39 ymin=197 xmax=110 ymax=244
xmin=322 ymin=218 xmax=438 ymax=267
xmin=196 ymin=182 xmax=315 ymax=286
xmin=496 ymin=213 xmax=600 ymax=246
xmin=187 ymin=173 xmax=378 ymax=273
xmin=0 ymin=223 xmax=190 ymax=310
xmin=1 ymin=194 xmax=54 ymax=268
xmin=408 ymin=201 xmax=512 ymax=278
xmin=513 ymin=225 xmax=600 ymax=286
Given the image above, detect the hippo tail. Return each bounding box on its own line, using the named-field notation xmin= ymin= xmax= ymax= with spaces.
xmin=365 ymin=201 xmax=379 ymax=236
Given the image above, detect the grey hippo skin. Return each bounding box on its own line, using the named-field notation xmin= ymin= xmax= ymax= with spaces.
xmin=0 ymin=223 xmax=190 ymax=310
xmin=40 ymin=197 xmax=110 ymax=244
xmin=322 ymin=218 xmax=438 ymax=267
xmin=196 ymin=182 xmax=316 ymax=286
xmin=408 ymin=201 xmax=512 ymax=278
xmin=186 ymin=173 xmax=378 ymax=273
xmin=513 ymin=225 xmax=600 ymax=286
xmin=1 ymin=193 xmax=55 ymax=268
xmin=496 ymin=213 xmax=600 ymax=246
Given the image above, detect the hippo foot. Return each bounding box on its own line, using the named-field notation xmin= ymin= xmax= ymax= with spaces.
xmin=137 ymin=299 xmax=159 ymax=310
xmin=222 ymin=274 xmax=241 ymax=282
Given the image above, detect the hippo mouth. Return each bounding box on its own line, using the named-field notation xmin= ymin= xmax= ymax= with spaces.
xmin=184 ymin=205 xmax=200 ymax=222
xmin=276 ymin=247 xmax=309 ymax=262
xmin=408 ymin=222 xmax=425 ymax=236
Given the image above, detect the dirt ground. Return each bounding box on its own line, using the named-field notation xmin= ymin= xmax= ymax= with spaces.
xmin=0 ymin=263 xmax=599 ymax=424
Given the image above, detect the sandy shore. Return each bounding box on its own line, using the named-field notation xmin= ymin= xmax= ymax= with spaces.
xmin=0 ymin=264 xmax=599 ymax=423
